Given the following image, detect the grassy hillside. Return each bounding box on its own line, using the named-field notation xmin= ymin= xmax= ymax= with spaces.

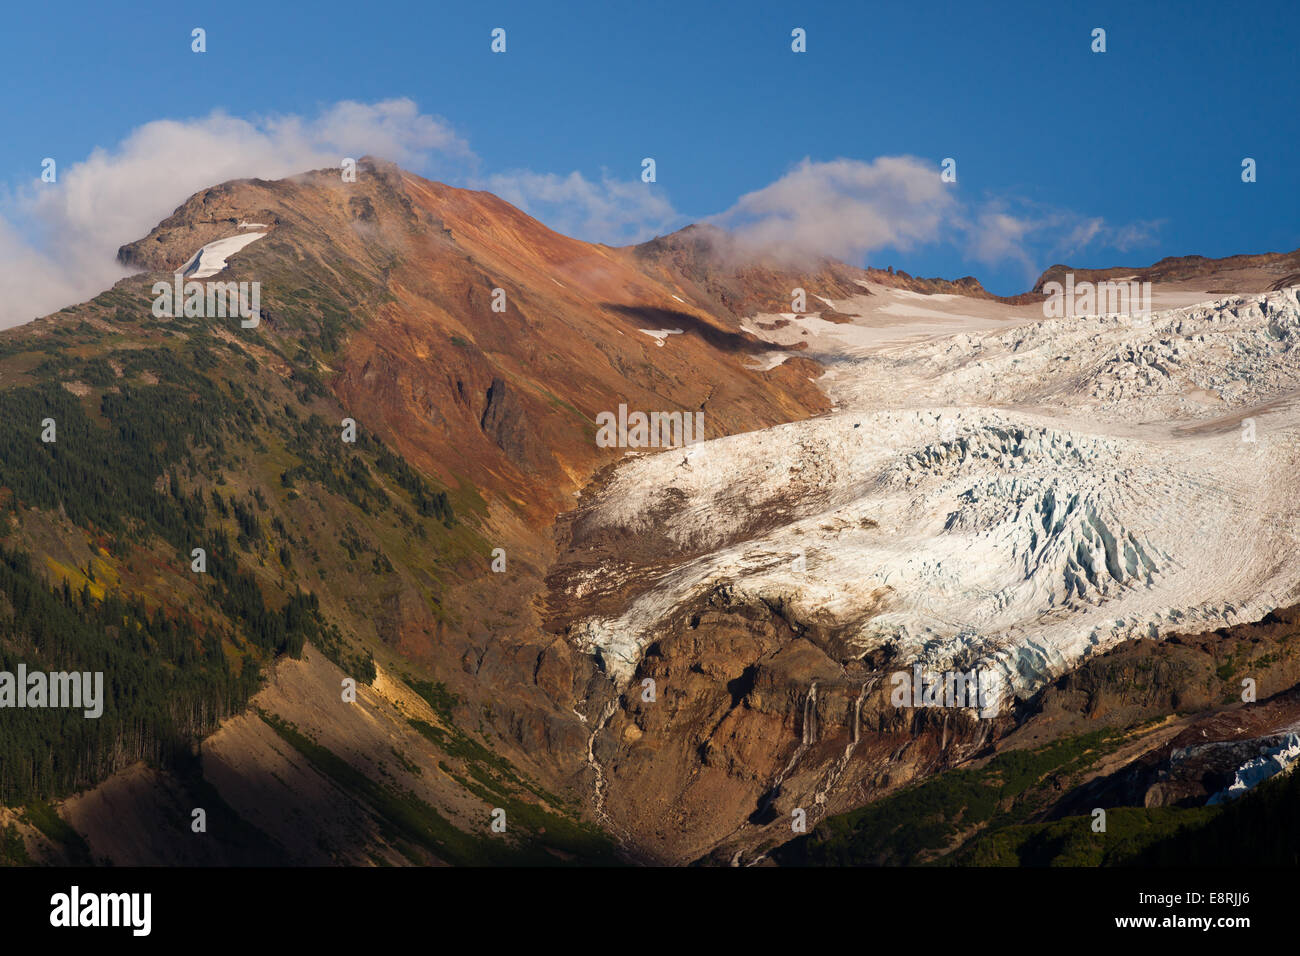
xmin=0 ymin=216 xmax=606 ymax=862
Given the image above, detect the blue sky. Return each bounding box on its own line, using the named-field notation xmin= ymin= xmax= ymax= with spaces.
xmin=1 ymin=0 xmax=1296 ymax=318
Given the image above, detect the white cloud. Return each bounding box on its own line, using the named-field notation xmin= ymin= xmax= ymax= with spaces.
xmin=482 ymin=169 xmax=682 ymax=246
xmin=706 ymin=156 xmax=1161 ymax=282
xmin=1058 ymin=216 xmax=1106 ymax=254
xmin=1106 ymin=220 xmax=1163 ymax=254
xmin=710 ymin=156 xmax=957 ymax=265
xmin=967 ymin=206 xmax=1163 ymax=279
xmin=0 ymin=121 xmax=1163 ymax=328
xmin=963 ymin=207 xmax=1041 ymax=275
xmin=0 ymin=99 xmax=469 ymax=327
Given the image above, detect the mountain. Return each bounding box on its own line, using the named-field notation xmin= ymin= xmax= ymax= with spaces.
xmin=2 ymin=158 xmax=1298 ymax=867
xmin=1032 ymin=247 xmax=1300 ymax=296
xmin=546 ymin=270 xmax=1300 ymax=862
xmin=0 ymin=158 xmax=861 ymax=864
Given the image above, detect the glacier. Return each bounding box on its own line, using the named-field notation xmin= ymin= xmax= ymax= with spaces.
xmin=570 ymin=286 xmax=1300 ymax=704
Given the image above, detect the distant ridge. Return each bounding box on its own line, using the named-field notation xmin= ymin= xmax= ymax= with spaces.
xmin=1033 ymin=247 xmax=1300 ymax=295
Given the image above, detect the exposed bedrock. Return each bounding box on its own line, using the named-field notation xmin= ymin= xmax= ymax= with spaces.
xmin=579 ymin=590 xmax=1013 ymax=863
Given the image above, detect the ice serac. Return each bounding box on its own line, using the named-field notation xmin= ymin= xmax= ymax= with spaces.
xmin=1206 ymin=731 xmax=1300 ymax=804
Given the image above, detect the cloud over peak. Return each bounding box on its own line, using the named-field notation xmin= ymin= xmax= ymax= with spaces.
xmin=705 ymin=156 xmax=1159 ymax=281
xmin=0 ymin=107 xmax=1160 ymax=327
xmin=711 ymin=156 xmax=957 ymax=266
xmin=0 ymin=99 xmax=468 ymax=327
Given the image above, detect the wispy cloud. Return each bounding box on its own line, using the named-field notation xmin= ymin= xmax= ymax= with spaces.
xmin=0 ymin=116 xmax=1162 ymax=328
xmin=710 ymin=156 xmax=958 ymax=265
xmin=482 ymin=169 xmax=682 ymax=246
xmin=963 ymin=207 xmax=1040 ymax=275
xmin=977 ymin=205 xmax=1164 ymax=270
xmin=0 ymin=99 xmax=469 ymax=328
xmin=707 ymin=156 xmax=1162 ymax=282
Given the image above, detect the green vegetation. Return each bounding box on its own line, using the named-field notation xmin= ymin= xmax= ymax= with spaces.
xmin=390 ymin=747 xmax=422 ymax=776
xmin=0 ymin=246 xmax=527 ymax=864
xmin=20 ymin=800 xmax=91 ymax=864
xmin=404 ymin=688 xmax=570 ymax=806
xmin=0 ymin=303 xmax=463 ymax=802
xmin=0 ymin=543 xmax=319 ymax=803
xmin=960 ymin=764 xmax=1300 ymax=867
xmin=776 ymin=731 xmax=1122 ymax=866
xmin=780 ymin=719 xmax=1300 ymax=867
xmin=271 ymin=282 xmax=362 ymax=358
xmin=280 ymin=413 xmax=454 ymax=526
xmin=405 ymin=677 xmax=461 ymax=719
xmin=259 ymin=710 xmax=484 ymax=864
xmin=311 ymin=619 xmax=376 ymax=685
xmin=164 ymin=749 xmax=286 ymax=862
xmin=0 ymin=382 xmax=223 ymax=546
xmin=0 ymin=823 xmax=32 ymax=866
xmin=1129 ymin=766 xmax=1300 ymax=865
xmin=952 ymin=804 xmax=1217 ymax=866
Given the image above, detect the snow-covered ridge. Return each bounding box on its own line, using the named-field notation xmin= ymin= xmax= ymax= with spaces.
xmin=570 ymin=288 xmax=1300 ymax=698
xmin=833 ymin=287 xmax=1300 ymax=417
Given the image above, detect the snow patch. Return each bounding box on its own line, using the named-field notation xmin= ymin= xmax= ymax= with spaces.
xmin=639 ymin=328 xmax=683 ymax=348
xmin=745 ymin=352 xmax=792 ymax=371
xmin=180 ymin=232 xmax=267 ymax=280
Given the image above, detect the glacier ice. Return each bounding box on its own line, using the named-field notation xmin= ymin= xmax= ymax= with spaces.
xmin=570 ymin=288 xmax=1300 ymax=703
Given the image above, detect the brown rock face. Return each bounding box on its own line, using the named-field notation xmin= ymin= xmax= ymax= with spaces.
xmin=629 ymin=223 xmax=870 ymax=320
xmin=479 ymin=376 xmax=554 ymax=475
xmin=567 ymin=585 xmax=1010 ymax=864
xmin=116 ymin=160 xmax=836 ymax=525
